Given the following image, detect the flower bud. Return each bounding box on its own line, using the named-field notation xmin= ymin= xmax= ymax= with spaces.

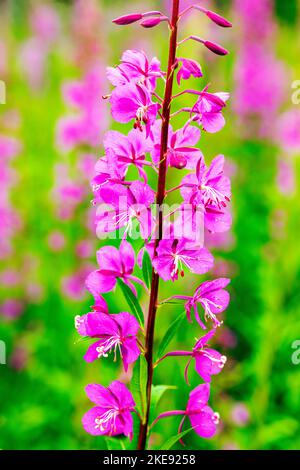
xmin=112 ymin=13 xmax=142 ymax=25
xmin=141 ymin=17 xmax=167 ymax=28
xmin=205 ymin=10 xmax=232 ymax=28
xmin=204 ymin=40 xmax=228 ymax=56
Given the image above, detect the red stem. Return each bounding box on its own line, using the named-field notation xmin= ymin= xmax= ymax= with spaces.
xmin=137 ymin=0 xmax=180 ymax=450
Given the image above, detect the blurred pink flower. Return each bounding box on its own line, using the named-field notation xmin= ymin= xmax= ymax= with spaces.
xmin=9 ymin=346 xmax=29 ymax=371
xmin=56 ymin=66 xmax=107 ymax=152
xmin=75 ymin=240 xmax=94 ymax=259
xmin=62 ymin=265 xmax=93 ymax=301
xmin=0 ymin=136 xmax=22 ymax=160
xmin=0 ymin=299 xmax=24 ymax=320
xmin=277 ymin=110 xmax=300 ymax=154
xmin=19 ymin=38 xmax=47 ymax=90
xmin=30 ymin=4 xmax=61 ymax=45
xmin=47 ymin=230 xmax=66 ymax=252
xmin=231 ymin=403 xmax=250 ymax=426
xmin=277 ymin=159 xmax=295 ymax=196
xmin=0 ymin=40 xmax=7 ymax=76
xmin=0 ymin=269 xmax=21 ymax=287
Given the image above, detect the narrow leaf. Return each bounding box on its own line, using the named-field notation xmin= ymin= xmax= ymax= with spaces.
xmin=142 ymin=249 xmax=153 ymax=289
xmin=156 ymin=311 xmax=186 ymax=360
xmin=161 ymin=427 xmax=193 ymax=450
xmin=117 ymin=278 xmax=144 ymax=326
xmin=130 ymin=355 xmax=148 ymax=423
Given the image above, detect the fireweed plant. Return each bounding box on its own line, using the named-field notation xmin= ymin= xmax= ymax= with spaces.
xmin=75 ymin=1 xmax=232 ymax=450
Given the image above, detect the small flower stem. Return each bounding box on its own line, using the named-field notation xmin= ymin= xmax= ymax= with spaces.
xmin=137 ymin=0 xmax=180 ymax=451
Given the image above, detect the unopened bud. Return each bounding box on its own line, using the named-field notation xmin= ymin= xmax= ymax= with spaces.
xmin=113 ymin=13 xmax=142 ymax=25
xmin=205 ymin=10 xmax=232 ymax=28
xmin=204 ymin=40 xmax=228 ymax=56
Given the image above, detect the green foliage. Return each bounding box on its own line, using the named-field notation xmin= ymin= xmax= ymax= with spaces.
xmin=117 ymin=279 xmax=144 ymax=327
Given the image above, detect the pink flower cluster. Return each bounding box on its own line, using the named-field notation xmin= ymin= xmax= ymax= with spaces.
xmin=234 ymin=0 xmax=285 ymax=137
xmin=76 ymin=2 xmax=232 ymax=446
xmin=0 ymin=135 xmax=24 ymax=319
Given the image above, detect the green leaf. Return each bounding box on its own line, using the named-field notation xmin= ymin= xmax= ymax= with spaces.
xmin=117 ymin=278 xmax=144 ymax=326
xmin=149 ymin=385 xmax=176 ymax=423
xmin=156 ymin=311 xmax=186 ymax=360
xmin=161 ymin=427 xmax=193 ymax=450
xmin=105 ymin=436 xmax=127 ymax=450
xmin=142 ymin=250 xmax=153 ymax=289
xmin=130 ymin=355 xmax=148 ymax=422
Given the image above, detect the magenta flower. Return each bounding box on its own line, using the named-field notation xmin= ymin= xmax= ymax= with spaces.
xmin=103 ymin=129 xmax=152 ymax=181
xmin=186 ymin=278 xmax=230 ymax=327
xmin=154 ymin=383 xmax=219 ymax=439
xmin=177 ymin=58 xmax=202 ymax=85
xmin=107 ymin=49 xmax=162 ymax=91
xmin=181 ymin=155 xmax=231 ymax=208
xmin=95 ymin=180 xmax=154 ymax=239
xmin=92 ymin=149 xmax=126 ymax=196
xmin=185 ymin=384 xmax=219 ymax=438
xmin=82 ymin=381 xmax=135 ymax=438
xmin=160 ymin=329 xmax=227 ymax=383
xmin=110 ymin=83 xmax=160 ymax=136
xmin=192 ymin=90 xmax=229 ymax=133
xmin=191 ymin=329 xmax=227 ymax=382
xmin=75 ymin=311 xmax=140 ymax=371
xmin=0 ymin=136 xmax=22 ymax=160
xmin=85 ymin=241 xmax=138 ymax=296
xmin=152 ymin=238 xmax=214 ymax=281
xmin=151 ymin=120 xmax=201 ymax=169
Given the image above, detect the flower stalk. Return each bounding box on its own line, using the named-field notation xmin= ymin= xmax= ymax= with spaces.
xmin=138 ymin=0 xmax=180 ymax=450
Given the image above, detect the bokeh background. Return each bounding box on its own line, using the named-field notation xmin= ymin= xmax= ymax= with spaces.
xmin=1 ymin=0 xmax=300 ymax=450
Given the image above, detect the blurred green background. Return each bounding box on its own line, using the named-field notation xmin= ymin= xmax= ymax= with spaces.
xmin=1 ymin=0 xmax=300 ymax=450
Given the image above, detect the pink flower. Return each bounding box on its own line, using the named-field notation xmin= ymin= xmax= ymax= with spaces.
xmin=152 ymin=238 xmax=214 ymax=281
xmin=30 ymin=4 xmax=61 ymax=44
xmin=231 ymin=403 xmax=250 ymax=426
xmin=85 ymin=241 xmax=137 ymax=296
xmin=277 ymin=110 xmax=300 ymax=154
xmin=103 ymin=129 xmax=152 ymax=181
xmin=192 ymin=90 xmax=229 ymax=133
xmin=47 ymin=230 xmax=66 ymax=252
xmin=160 ymin=329 xmax=227 ymax=383
xmin=277 ymin=159 xmax=295 ymax=196
xmin=75 ymin=311 xmax=140 ymax=371
xmin=186 ymin=278 xmax=230 ymax=328
xmin=188 ymin=330 xmax=226 ymax=383
xmin=95 ymin=181 xmax=154 ymax=239
xmin=186 ymin=384 xmax=219 ymax=438
xmin=0 ymin=136 xmax=22 ymax=160
xmin=155 ymin=383 xmax=219 ymax=440
xmin=177 ymin=58 xmax=202 ymax=85
xmin=75 ymin=240 xmax=94 ymax=259
xmin=107 ymin=49 xmax=162 ymax=91
xmin=110 ymin=83 xmax=160 ymax=137
xmin=62 ymin=266 xmax=92 ymax=301
xmin=151 ymin=120 xmax=201 ymax=169
xmin=0 ymin=299 xmax=24 ymax=320
xmin=56 ymin=66 xmax=107 ymax=151
xmin=181 ymin=155 xmax=231 ymax=208
xmin=82 ymin=381 xmax=135 ymax=438
xmin=92 ymin=149 xmax=126 ymax=195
